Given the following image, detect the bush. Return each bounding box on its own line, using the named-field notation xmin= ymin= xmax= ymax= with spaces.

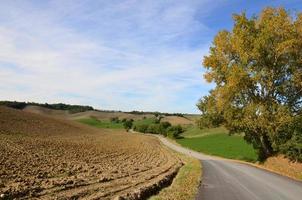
xmin=134 ymin=124 xmax=149 ymax=133
xmin=279 ymin=117 xmax=302 ymax=162
xmin=167 ymin=125 xmax=183 ymax=139
xmin=123 ymin=119 xmax=133 ymax=131
xmin=110 ymin=117 xmax=120 ymax=123
xmin=133 ymin=120 xmax=180 ymax=137
xmin=160 ymin=121 xmax=171 ymax=129
xmin=157 ymin=123 xmax=168 ymax=136
xmin=147 ymin=124 xmax=159 ymax=134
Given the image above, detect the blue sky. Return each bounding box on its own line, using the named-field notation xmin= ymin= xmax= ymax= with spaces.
xmin=0 ymin=0 xmax=301 ymax=113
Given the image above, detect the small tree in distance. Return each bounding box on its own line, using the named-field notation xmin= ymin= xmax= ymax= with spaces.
xmin=123 ymin=119 xmax=133 ymax=131
xmin=167 ymin=125 xmax=183 ymax=139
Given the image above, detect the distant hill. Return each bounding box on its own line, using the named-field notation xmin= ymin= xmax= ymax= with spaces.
xmin=0 ymin=106 xmax=98 ymax=136
xmin=0 ymin=100 xmax=198 ymax=125
xmin=23 ymin=105 xmax=154 ymax=121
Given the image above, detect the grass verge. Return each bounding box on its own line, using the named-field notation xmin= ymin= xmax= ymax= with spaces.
xmin=177 ymin=133 xmax=258 ymax=162
xmin=148 ymin=154 xmax=201 ymax=200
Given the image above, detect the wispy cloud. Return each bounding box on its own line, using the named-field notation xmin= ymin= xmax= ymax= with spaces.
xmin=0 ymin=0 xmax=220 ymax=113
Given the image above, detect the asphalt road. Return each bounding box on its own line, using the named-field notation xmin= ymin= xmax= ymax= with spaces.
xmin=158 ymin=136 xmax=302 ymax=200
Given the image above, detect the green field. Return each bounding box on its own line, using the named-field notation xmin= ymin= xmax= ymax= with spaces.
xmin=77 ymin=118 xmax=124 ymax=129
xmin=133 ymin=117 xmax=157 ymax=126
xmin=177 ymin=127 xmax=258 ymax=162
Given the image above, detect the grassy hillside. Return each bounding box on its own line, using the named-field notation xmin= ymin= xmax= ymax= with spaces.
xmin=177 ymin=126 xmax=258 ymax=162
xmin=77 ymin=118 xmax=124 ymax=129
xmin=133 ymin=117 xmax=157 ymax=126
xmin=177 ymin=133 xmax=258 ymax=162
xmin=77 ymin=117 xmax=160 ymax=130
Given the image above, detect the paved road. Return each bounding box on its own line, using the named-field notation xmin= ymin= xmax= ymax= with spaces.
xmin=158 ymin=136 xmax=302 ymax=200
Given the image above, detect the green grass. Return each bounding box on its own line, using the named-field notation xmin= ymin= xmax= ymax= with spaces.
xmin=77 ymin=118 xmax=124 ymax=129
xmin=177 ymin=133 xmax=258 ymax=162
xmin=133 ymin=117 xmax=157 ymax=126
xmin=182 ymin=126 xmax=228 ymax=138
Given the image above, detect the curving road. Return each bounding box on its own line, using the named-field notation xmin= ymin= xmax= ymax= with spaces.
xmin=158 ymin=136 xmax=302 ymax=200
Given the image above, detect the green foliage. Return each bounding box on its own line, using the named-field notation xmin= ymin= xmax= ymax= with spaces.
xmin=160 ymin=121 xmax=172 ymax=129
xmin=110 ymin=117 xmax=120 ymax=123
xmin=197 ymin=95 xmax=224 ymax=128
xmin=134 ymin=123 xmax=165 ymax=135
xmin=133 ymin=117 xmax=157 ymax=126
xmin=0 ymin=101 xmax=27 ymax=109
xmin=167 ymin=125 xmax=183 ymax=139
xmin=157 ymin=123 xmax=168 ymax=136
xmin=199 ymin=7 xmax=302 ymax=161
xmin=146 ymin=124 xmax=159 ymax=134
xmin=133 ymin=117 xmax=155 ymax=133
xmin=123 ymin=119 xmax=133 ymax=131
xmin=133 ymin=119 xmax=182 ymax=137
xmin=78 ymin=118 xmax=124 ymax=129
xmin=134 ymin=124 xmax=149 ymax=133
xmin=177 ymin=133 xmax=258 ymax=162
xmin=0 ymin=101 xmax=94 ymax=113
xmin=278 ymin=116 xmax=302 ymax=162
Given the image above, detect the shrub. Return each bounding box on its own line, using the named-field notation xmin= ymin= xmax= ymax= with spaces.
xmin=167 ymin=125 xmax=183 ymax=139
xmin=123 ymin=119 xmax=133 ymax=131
xmin=160 ymin=121 xmax=171 ymax=129
xmin=110 ymin=117 xmax=120 ymax=123
xmin=147 ymin=124 xmax=159 ymax=134
xmin=279 ymin=117 xmax=302 ymax=162
xmin=134 ymin=124 xmax=149 ymax=133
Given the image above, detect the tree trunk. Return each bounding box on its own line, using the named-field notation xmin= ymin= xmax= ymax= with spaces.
xmin=258 ymin=134 xmax=274 ymax=161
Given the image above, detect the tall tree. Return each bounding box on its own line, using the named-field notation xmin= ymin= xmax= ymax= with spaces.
xmin=199 ymin=7 xmax=302 ymax=160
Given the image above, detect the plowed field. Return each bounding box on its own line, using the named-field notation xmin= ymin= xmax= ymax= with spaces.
xmin=0 ymin=107 xmax=181 ymax=199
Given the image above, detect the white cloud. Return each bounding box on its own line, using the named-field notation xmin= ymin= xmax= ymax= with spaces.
xmin=0 ymin=0 xmax=216 ymax=113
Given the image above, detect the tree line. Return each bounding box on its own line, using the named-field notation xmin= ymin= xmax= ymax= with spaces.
xmin=0 ymin=101 xmax=94 ymax=114
xmin=134 ymin=122 xmax=183 ymax=138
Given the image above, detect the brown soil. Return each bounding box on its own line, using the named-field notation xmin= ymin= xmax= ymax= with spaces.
xmin=161 ymin=116 xmax=194 ymax=126
xmin=0 ymin=106 xmax=181 ymax=199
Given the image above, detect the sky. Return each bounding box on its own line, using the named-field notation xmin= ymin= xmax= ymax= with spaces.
xmin=0 ymin=0 xmax=301 ymax=113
